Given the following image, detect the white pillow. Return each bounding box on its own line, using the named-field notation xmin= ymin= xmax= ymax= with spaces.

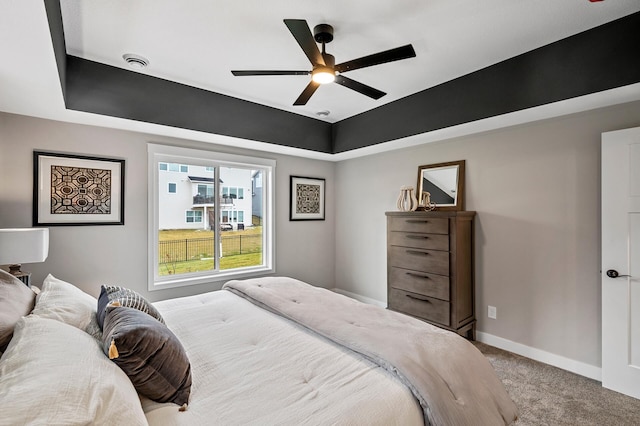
xmin=31 ymin=274 xmax=101 ymax=338
xmin=0 ymin=316 xmax=147 ymax=425
xmin=0 ymin=269 xmax=37 ymax=350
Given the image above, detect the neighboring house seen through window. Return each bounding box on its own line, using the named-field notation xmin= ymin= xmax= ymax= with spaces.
xmin=148 ymin=144 xmax=275 ymax=290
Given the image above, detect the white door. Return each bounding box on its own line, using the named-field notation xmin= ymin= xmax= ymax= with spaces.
xmin=602 ymin=126 xmax=640 ymax=398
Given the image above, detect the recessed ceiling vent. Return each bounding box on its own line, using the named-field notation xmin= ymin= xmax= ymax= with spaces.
xmin=123 ymin=54 xmax=149 ymax=69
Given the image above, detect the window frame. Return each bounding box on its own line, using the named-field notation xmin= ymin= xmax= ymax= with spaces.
xmin=148 ymin=143 xmax=276 ymax=291
xmin=197 ymin=184 xmax=214 ymax=198
xmin=185 ymin=210 xmax=203 ymax=223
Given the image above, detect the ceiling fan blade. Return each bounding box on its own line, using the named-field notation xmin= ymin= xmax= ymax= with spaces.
xmin=335 ymin=44 xmax=416 ymax=73
xmin=335 ymin=75 xmax=386 ymax=100
xmin=293 ymin=81 xmax=320 ymax=106
xmin=284 ymin=19 xmax=325 ymax=66
xmin=232 ymin=70 xmax=310 ymax=76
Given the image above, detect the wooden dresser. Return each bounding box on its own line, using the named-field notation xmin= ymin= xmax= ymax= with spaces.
xmin=386 ymin=211 xmax=476 ymax=339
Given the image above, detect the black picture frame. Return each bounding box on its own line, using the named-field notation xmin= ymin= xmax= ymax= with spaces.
xmin=289 ymin=176 xmax=325 ymax=221
xmin=33 ymin=151 xmax=125 ymax=226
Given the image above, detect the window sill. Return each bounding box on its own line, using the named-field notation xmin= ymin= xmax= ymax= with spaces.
xmin=149 ymin=266 xmax=275 ymax=291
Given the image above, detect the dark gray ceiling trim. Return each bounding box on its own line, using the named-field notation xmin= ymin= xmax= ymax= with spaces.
xmin=43 ymin=0 xmax=66 ymax=103
xmin=332 ymin=11 xmax=640 ymax=153
xmin=44 ymin=1 xmax=332 ymax=154
xmin=64 ymin=56 xmax=333 ymax=153
xmin=44 ymin=0 xmax=639 ymax=155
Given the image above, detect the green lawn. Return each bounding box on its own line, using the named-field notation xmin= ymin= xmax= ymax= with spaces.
xmin=161 ymin=252 xmax=263 ymax=275
xmin=159 ymin=228 xmax=263 ymax=276
xmin=159 ymin=226 xmax=262 ymax=241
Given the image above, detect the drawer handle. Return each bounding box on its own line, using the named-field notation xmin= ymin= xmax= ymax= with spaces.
xmin=406 ymin=220 xmax=430 ymax=224
xmin=406 ymin=250 xmax=429 ymax=256
xmin=406 ymin=294 xmax=431 ymax=303
xmin=406 ymin=235 xmax=429 ymax=240
xmin=406 ymin=272 xmax=429 ymax=280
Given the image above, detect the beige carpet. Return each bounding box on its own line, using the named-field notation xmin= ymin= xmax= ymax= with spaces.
xmin=474 ymin=342 xmax=640 ymax=426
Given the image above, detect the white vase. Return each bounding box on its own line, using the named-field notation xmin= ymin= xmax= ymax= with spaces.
xmin=397 ymin=186 xmax=418 ymax=211
xmin=408 ymin=187 xmax=418 ymax=211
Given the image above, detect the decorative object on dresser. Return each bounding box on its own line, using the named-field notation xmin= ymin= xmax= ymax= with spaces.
xmin=0 ymin=228 xmax=49 ymax=287
xmin=416 ymin=160 xmax=465 ymax=211
xmin=33 ymin=151 xmax=125 ymax=226
xmin=386 ymin=211 xmax=476 ymax=339
xmin=396 ymin=186 xmax=419 ymax=211
xmin=421 ymin=191 xmax=436 ymax=211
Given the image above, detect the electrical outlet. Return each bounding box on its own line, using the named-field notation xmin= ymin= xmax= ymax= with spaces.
xmin=488 ymin=305 xmax=497 ymax=319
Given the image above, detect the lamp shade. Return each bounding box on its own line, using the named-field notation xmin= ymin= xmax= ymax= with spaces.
xmin=0 ymin=228 xmax=49 ymax=265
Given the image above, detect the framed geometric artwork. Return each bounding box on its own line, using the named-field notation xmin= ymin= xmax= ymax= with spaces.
xmin=289 ymin=175 xmax=325 ymax=221
xmin=33 ymin=151 xmax=125 ymax=226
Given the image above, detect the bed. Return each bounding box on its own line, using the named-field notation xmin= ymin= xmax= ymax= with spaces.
xmin=0 ymin=271 xmax=518 ymax=425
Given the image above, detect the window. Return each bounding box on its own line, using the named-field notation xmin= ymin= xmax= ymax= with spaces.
xmin=148 ymin=144 xmax=275 ymax=291
xmin=164 ymin=163 xmax=188 ymax=173
xmin=185 ymin=210 xmax=202 ymax=223
xmin=221 ymin=211 xmax=244 ymax=223
xmin=222 ymin=186 xmax=244 ymax=199
xmin=197 ymin=184 xmax=213 ymax=198
xmin=222 ymin=210 xmax=237 ymax=222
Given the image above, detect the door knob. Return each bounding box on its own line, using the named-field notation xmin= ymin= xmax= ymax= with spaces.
xmin=606 ymin=269 xmax=631 ymax=278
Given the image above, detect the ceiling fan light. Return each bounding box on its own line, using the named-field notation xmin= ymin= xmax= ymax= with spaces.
xmin=312 ymin=67 xmax=336 ymax=84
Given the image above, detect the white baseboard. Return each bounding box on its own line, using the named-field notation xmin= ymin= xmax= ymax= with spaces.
xmin=331 ymin=288 xmax=602 ymax=381
xmin=476 ymin=331 xmax=602 ymax=381
xmin=331 ymin=288 xmax=386 ymax=308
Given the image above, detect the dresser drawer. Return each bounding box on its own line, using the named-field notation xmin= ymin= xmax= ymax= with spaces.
xmin=388 ymin=288 xmax=450 ymax=326
xmin=388 ymin=217 xmax=448 ymax=234
xmin=389 ymin=267 xmax=450 ymax=301
xmin=388 ymin=246 xmax=449 ymax=276
xmin=388 ymin=231 xmax=449 ymax=251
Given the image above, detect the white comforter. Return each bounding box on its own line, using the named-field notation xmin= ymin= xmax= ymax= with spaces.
xmin=144 ymin=290 xmax=423 ymax=425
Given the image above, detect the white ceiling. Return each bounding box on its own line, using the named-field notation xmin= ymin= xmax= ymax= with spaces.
xmin=1 ymin=1 xmax=640 ymax=160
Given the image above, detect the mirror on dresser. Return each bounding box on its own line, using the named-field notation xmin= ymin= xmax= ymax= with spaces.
xmin=416 ymin=160 xmax=465 ymax=211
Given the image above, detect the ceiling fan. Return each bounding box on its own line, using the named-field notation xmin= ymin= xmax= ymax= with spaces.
xmin=231 ymin=19 xmax=416 ymax=106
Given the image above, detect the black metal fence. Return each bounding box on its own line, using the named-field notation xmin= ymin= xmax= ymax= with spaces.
xmin=159 ymin=234 xmax=262 ymax=263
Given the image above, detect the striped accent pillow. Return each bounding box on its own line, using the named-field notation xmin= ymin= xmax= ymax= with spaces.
xmin=97 ymin=285 xmax=164 ymax=330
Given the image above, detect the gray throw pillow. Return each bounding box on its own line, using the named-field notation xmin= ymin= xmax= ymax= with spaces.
xmin=97 ymin=285 xmax=164 ymax=330
xmin=0 ymin=269 xmax=36 ymax=351
xmin=102 ymin=306 xmax=191 ymax=406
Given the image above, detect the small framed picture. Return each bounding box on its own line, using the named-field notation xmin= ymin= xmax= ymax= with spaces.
xmin=290 ymin=176 xmax=325 ymax=221
xmin=33 ymin=151 xmax=125 ymax=226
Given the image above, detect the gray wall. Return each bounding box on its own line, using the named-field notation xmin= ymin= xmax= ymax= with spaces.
xmin=3 ymin=100 xmax=640 ymax=369
xmin=335 ymin=100 xmax=640 ymax=367
xmin=0 ymin=113 xmax=335 ymax=302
